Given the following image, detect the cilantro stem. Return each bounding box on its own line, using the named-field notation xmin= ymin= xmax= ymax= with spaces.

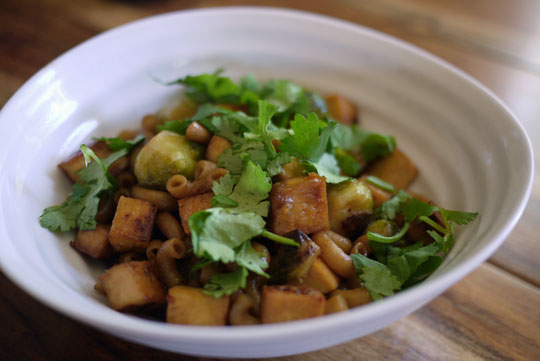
xmin=260 ymin=230 xmax=299 ymax=246
xmin=366 ymin=175 xmax=395 ymax=193
xmin=367 ymin=221 xmax=410 ymax=244
xmin=418 ymin=216 xmax=447 ymax=234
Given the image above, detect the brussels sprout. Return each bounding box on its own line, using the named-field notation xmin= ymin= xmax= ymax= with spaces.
xmin=133 ymin=131 xmax=203 ymax=189
xmin=366 ymin=219 xmax=399 ymax=237
xmin=327 ymin=179 xmax=373 ymax=237
xmin=268 ymin=230 xmax=321 ymax=285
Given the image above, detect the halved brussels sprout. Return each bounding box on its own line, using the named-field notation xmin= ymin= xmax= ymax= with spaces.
xmin=133 ymin=131 xmax=203 ymax=189
xmin=327 ymin=179 xmax=373 ymax=237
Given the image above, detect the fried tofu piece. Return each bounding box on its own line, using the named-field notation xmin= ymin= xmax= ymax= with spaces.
xmin=293 ymin=258 xmax=340 ymax=294
xmin=364 ymin=181 xmax=392 ymax=208
xmin=166 ymin=286 xmax=230 ymax=325
xmin=325 ymin=94 xmax=358 ymax=125
xmin=274 ymin=160 xmax=306 ymax=182
xmin=205 ymin=135 xmax=232 ymax=163
xmin=99 ymin=261 xmax=165 ymax=311
xmin=109 ymin=196 xmax=157 ymax=253
xmin=177 ymin=192 xmax=213 ymax=234
xmin=269 ymin=173 xmax=329 ymax=235
xmin=261 ymin=285 xmax=326 ymax=324
xmin=329 ymin=288 xmax=371 ymax=308
xmin=71 ymin=224 xmax=112 ymax=259
xmin=325 ymin=294 xmax=349 ymax=314
xmin=58 ymin=141 xmax=128 ymax=183
xmin=366 ymin=149 xmax=418 ymax=190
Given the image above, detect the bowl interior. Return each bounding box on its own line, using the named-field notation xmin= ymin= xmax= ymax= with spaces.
xmin=0 ymin=8 xmax=532 ymax=358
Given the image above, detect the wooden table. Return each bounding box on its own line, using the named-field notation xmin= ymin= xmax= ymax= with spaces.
xmin=1 ymin=1 xmax=539 ymax=360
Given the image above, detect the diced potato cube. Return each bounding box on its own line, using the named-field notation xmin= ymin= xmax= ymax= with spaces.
xmin=330 ymin=288 xmax=371 ymax=308
xmin=269 ymin=173 xmax=329 ymax=235
xmin=99 ymin=261 xmax=165 ymax=311
xmin=205 ymin=135 xmax=232 ymax=163
xmin=166 ymin=286 xmax=230 ymax=325
xmin=367 ymin=149 xmax=418 ymax=190
xmin=71 ymin=224 xmax=112 ymax=259
xmin=58 ymin=141 xmax=128 ymax=183
xmin=325 ymin=293 xmax=349 ymax=314
xmin=294 ymin=258 xmax=340 ymax=294
xmin=109 ymin=196 xmax=157 ymax=253
xmin=261 ymin=285 xmax=326 ymax=324
xmin=325 ymin=94 xmax=358 ymax=125
xmin=177 ymin=192 xmax=213 ymax=234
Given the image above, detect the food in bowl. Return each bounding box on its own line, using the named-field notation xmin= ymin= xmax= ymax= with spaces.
xmin=39 ymin=70 xmax=477 ymax=326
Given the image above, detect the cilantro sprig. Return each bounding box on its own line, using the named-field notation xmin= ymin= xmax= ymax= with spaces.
xmin=354 ymin=191 xmax=478 ymax=300
xmin=40 ymin=146 xmax=127 ymax=232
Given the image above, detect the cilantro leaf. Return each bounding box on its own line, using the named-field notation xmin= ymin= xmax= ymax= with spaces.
xmin=335 ymin=149 xmax=362 ymax=176
xmin=257 ymin=100 xmax=279 ymax=157
xmin=168 ymin=69 xmax=243 ymax=104
xmin=374 ymin=190 xmax=412 ymax=220
xmin=386 ymin=244 xmax=440 ymax=284
xmin=440 ymin=209 xmax=478 ymax=225
xmin=217 ymin=140 xmax=268 ymax=175
xmin=351 ymin=254 xmax=401 ymax=300
xmin=305 ymin=153 xmax=350 ymax=184
xmin=213 ymin=161 xmax=271 ymax=217
xmin=330 ymin=124 xmax=396 ymax=161
xmin=236 ymin=241 xmax=268 ymax=276
xmin=204 ymin=267 xmax=248 ymax=297
xmin=93 ymin=134 xmax=145 ymax=151
xmin=401 ymin=198 xmax=438 ymax=222
xmin=40 ymin=146 xmax=127 ymax=232
xmin=279 ymin=113 xmax=335 ymax=162
xmin=189 ymin=208 xmax=265 ymax=263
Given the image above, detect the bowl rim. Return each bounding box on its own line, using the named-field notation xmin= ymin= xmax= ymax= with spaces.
xmin=0 ymin=6 xmax=534 ymax=342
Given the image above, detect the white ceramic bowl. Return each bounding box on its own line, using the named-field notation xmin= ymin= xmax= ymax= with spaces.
xmin=0 ymin=7 xmax=533 ymax=358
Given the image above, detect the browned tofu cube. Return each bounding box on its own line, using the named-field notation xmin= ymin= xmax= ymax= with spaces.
xmin=70 ymin=224 xmax=112 ymax=259
xmin=109 ymin=196 xmax=157 ymax=253
xmin=261 ymin=285 xmax=326 ymax=324
xmin=269 ymin=173 xmax=329 ymax=235
xmin=166 ymin=286 xmax=230 ymax=325
xmin=177 ymin=192 xmax=213 ymax=234
xmin=325 ymin=94 xmax=358 ymax=125
xmin=366 ymin=149 xmax=418 ymax=190
xmin=363 ymin=181 xmax=391 ymax=208
xmin=329 ymin=288 xmax=371 ymax=308
xmin=99 ymin=261 xmax=165 ymax=311
xmin=274 ymin=160 xmax=306 ymax=182
xmin=325 ymin=294 xmax=349 ymax=314
xmin=205 ymin=135 xmax=232 ymax=163
xmin=294 ymin=258 xmax=340 ymax=294
xmin=58 ymin=141 xmax=128 ymax=183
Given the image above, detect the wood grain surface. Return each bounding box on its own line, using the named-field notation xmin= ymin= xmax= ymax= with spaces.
xmin=1 ymin=0 xmax=539 ymax=360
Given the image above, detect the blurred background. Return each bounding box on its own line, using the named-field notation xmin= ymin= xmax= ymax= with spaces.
xmin=1 ymin=1 xmax=539 ymax=360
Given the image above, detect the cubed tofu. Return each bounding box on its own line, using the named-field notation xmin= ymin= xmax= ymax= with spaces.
xmin=261 ymin=285 xmax=326 ymax=324
xmin=58 ymin=141 xmax=128 ymax=183
xmin=364 ymin=181 xmax=392 ymax=208
xmin=325 ymin=294 xmax=349 ymax=314
xmin=109 ymin=196 xmax=157 ymax=253
xmin=177 ymin=192 xmax=213 ymax=234
xmin=99 ymin=261 xmax=165 ymax=311
xmin=325 ymin=94 xmax=358 ymax=125
xmin=274 ymin=160 xmax=306 ymax=182
xmin=366 ymin=149 xmax=418 ymax=190
xmin=294 ymin=258 xmax=340 ymax=294
xmin=269 ymin=173 xmax=329 ymax=235
xmin=329 ymin=288 xmax=371 ymax=308
xmin=205 ymin=135 xmax=232 ymax=163
xmin=166 ymin=286 xmax=230 ymax=325
xmin=71 ymin=224 xmax=112 ymax=259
